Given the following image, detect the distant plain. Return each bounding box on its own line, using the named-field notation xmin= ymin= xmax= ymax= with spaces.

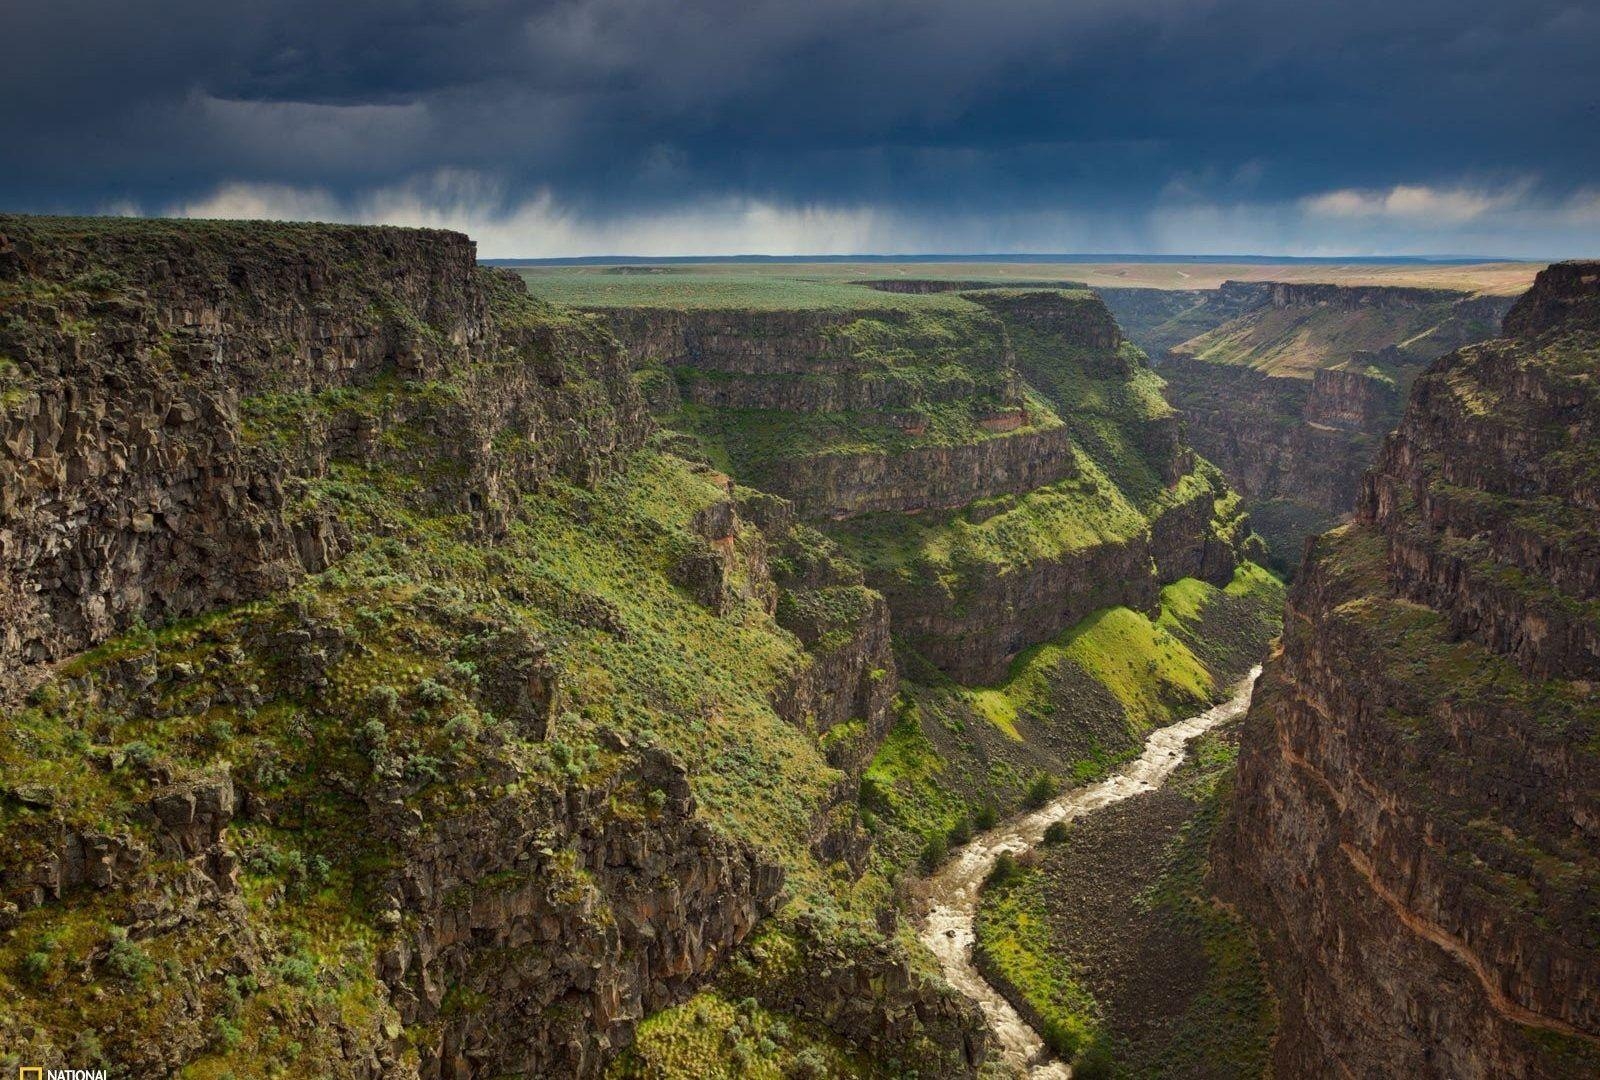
xmin=514 ymin=259 xmax=1544 ymax=309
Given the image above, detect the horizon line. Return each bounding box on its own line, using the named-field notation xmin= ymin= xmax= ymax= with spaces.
xmin=486 ymin=252 xmax=1537 ymax=267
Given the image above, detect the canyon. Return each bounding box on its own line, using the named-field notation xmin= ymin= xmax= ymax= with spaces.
xmin=0 ymin=218 xmax=1281 ymax=1079
xmin=1 ymin=216 xmax=1593 ymax=1080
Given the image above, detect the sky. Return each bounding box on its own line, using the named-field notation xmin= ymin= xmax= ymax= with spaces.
xmin=3 ymin=0 xmax=1599 ymax=258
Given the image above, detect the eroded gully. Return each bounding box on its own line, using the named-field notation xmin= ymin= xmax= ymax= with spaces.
xmin=916 ymin=667 xmax=1261 ymax=1078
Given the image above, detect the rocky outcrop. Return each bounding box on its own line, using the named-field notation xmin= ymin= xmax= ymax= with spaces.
xmin=599 ymin=306 xmax=1008 ymax=377
xmin=1258 ymin=281 xmax=1465 ymax=311
xmin=382 ymin=742 xmax=784 ymax=1079
xmin=1160 ymin=356 xmax=1374 ymax=512
xmin=766 ymin=425 xmax=1077 ymax=520
xmin=1217 ymin=262 xmax=1600 ymax=1080
xmin=869 ymin=476 xmax=1247 ymax=685
xmin=0 ymin=217 xmax=647 ymax=695
xmin=724 ymin=915 xmax=988 ymax=1075
xmin=4 ymin=692 xmax=783 ymax=1079
xmin=1303 ymin=363 xmax=1401 ymax=429
xmin=1502 ymin=260 xmax=1600 ymax=337
xmin=969 ymin=289 xmax=1125 ymax=354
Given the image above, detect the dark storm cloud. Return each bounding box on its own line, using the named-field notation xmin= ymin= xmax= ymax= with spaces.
xmin=2 ymin=0 xmax=1597 ymax=252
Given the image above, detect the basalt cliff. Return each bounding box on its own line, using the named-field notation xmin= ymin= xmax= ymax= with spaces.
xmin=1217 ymin=261 xmax=1600 ymax=1079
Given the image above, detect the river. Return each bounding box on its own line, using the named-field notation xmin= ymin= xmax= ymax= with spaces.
xmin=916 ymin=667 xmax=1261 ymax=1078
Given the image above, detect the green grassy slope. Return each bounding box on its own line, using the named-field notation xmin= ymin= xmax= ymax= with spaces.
xmin=862 ymin=564 xmax=1283 ymax=870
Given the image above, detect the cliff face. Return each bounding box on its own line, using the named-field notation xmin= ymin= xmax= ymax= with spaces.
xmin=1217 ymin=261 xmax=1600 ymax=1080
xmin=1157 ymin=356 xmax=1383 ymax=566
xmin=858 ymin=473 xmax=1245 ymax=684
xmin=0 ymin=218 xmax=646 ymax=693
xmin=1150 ymin=282 xmax=1515 ymax=571
xmin=762 ymin=426 xmax=1077 ymax=520
xmin=600 ymin=288 xmax=1253 ymax=686
xmin=0 ymin=218 xmax=943 ymax=1078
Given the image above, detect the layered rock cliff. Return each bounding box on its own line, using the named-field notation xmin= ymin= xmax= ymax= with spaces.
xmin=0 ymin=217 xmax=962 ymax=1079
xmin=593 ymin=287 xmax=1255 ymax=687
xmin=1098 ymin=281 xmax=1271 ymax=358
xmin=1217 ymin=261 xmax=1600 ymax=1079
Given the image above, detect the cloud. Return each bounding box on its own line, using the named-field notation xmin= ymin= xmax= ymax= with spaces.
xmin=156 ymin=168 xmax=1600 ymax=260
xmin=168 ymin=173 xmax=893 ymax=258
xmin=3 ymin=0 xmax=1597 ymax=255
xmin=1302 ymin=182 xmax=1531 ymax=224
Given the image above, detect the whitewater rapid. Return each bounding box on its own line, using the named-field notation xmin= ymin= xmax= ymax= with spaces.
xmin=916 ymin=667 xmax=1261 ymax=1077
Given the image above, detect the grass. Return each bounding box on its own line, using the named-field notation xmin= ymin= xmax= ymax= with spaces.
xmin=828 ymin=459 xmax=1190 ymax=592
xmin=861 ymin=564 xmax=1284 ymax=866
xmin=520 ymin=269 xmax=987 ymax=312
xmin=973 ymin=867 xmax=1107 ymax=1068
xmin=1171 ymin=292 xmax=1504 ymax=378
xmin=612 ymin=989 xmax=876 ymax=1079
xmin=673 ymin=390 xmax=1064 ymax=486
xmin=508 ymin=260 xmax=1541 ymax=298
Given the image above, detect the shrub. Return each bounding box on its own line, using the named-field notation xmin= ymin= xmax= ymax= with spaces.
xmin=213 ymin=1017 xmax=244 ymax=1052
xmin=858 ymin=774 xmax=891 ymax=814
xmin=974 ymin=801 xmax=998 ymax=830
xmin=1072 ymin=1037 xmax=1115 ymax=1079
xmin=104 ymin=928 xmax=155 ymax=984
xmin=276 ymin=950 xmax=318 ymax=988
xmin=985 ymin=852 xmax=1022 ymax=890
xmin=360 ymin=718 xmax=389 ymax=753
xmin=415 ymin=678 xmax=452 ymax=707
xmin=1025 ymin=772 xmax=1057 ymax=809
xmin=121 ymin=740 xmax=156 ymax=767
xmin=946 ymin=816 xmax=973 ymax=847
xmin=368 ymin=685 xmax=401 ymax=717
xmin=443 ymin=712 xmax=480 ymax=742
xmin=1043 ymin=820 xmax=1070 ymax=845
xmin=919 ymin=834 xmax=948 ymax=873
xmin=789 ymin=1047 xmax=829 ymax=1080
xmin=22 ymin=949 xmax=54 ymax=983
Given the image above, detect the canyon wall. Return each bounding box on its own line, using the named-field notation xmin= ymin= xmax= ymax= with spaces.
xmin=0 ymin=218 xmax=647 ymax=692
xmin=1217 ymin=261 xmax=1600 ymax=1079
xmin=599 ymin=287 xmax=1253 ymax=685
xmin=1098 ymin=281 xmax=1271 ymax=357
